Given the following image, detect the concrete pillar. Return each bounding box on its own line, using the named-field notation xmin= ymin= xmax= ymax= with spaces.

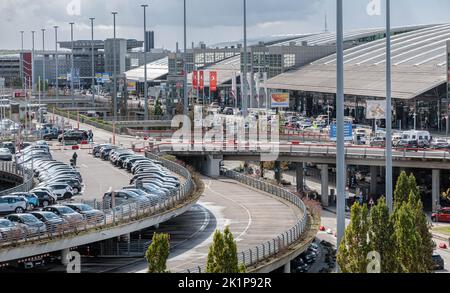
xmin=370 ymin=166 xmax=378 ymax=196
xmin=321 ymin=164 xmax=329 ymax=207
xmin=202 ymin=155 xmax=222 ymax=178
xmin=61 ymin=248 xmax=70 ymax=265
xmin=432 ymin=169 xmax=441 ymax=212
xmin=296 ymin=163 xmax=304 ymax=193
xmin=283 ymin=261 xmax=291 ymax=273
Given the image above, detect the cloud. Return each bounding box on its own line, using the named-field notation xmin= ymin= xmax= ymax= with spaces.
xmin=1 ymin=0 xmax=449 ymax=50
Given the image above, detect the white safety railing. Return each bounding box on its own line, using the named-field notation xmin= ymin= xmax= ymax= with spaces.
xmin=0 ymin=162 xmax=34 ymax=196
xmin=0 ymin=156 xmax=195 ymax=248
xmin=154 ymin=142 xmax=450 ymax=162
xmin=181 ymin=170 xmax=308 ymax=273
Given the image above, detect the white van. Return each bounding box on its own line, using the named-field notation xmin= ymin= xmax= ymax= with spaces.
xmin=401 ymin=131 xmax=431 ymax=141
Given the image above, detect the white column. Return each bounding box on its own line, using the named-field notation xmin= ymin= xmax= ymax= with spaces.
xmin=432 ymin=169 xmax=441 ymax=212
xmin=283 ymin=261 xmax=291 ymax=273
xmin=321 ymin=164 xmax=329 ymax=207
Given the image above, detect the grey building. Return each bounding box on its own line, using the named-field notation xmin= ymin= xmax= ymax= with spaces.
xmin=145 ymin=31 xmax=155 ymax=52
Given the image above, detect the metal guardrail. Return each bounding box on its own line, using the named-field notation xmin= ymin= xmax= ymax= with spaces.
xmin=0 ymin=163 xmax=34 ymax=196
xmin=0 ymin=156 xmax=194 ymax=249
xmin=181 ymin=170 xmax=308 ymax=273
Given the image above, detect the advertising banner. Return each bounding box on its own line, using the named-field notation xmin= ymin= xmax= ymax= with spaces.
xmin=127 ymin=81 xmax=136 ymax=92
xmin=271 ymin=93 xmax=290 ymax=108
xmin=192 ymin=70 xmax=198 ymax=90
xmin=210 ymin=71 xmax=217 ymax=92
xmin=366 ymin=100 xmax=387 ymax=119
xmin=199 ymin=71 xmax=204 ymax=90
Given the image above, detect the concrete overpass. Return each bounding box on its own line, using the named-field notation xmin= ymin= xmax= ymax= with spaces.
xmin=154 ymin=142 xmax=450 ymax=212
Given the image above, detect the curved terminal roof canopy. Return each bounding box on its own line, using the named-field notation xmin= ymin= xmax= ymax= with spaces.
xmin=125 ymin=57 xmax=169 ymax=82
xmin=191 ymin=25 xmax=428 ymax=86
xmin=264 ymin=24 xmax=450 ymax=100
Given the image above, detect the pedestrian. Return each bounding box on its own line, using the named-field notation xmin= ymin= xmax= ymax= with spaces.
xmin=88 ymin=130 xmax=93 ymax=143
xmin=71 ymin=152 xmax=78 ymax=168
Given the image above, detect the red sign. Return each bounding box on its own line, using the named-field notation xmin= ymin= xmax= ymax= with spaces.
xmin=199 ymin=71 xmax=204 ymax=90
xmin=210 ymin=71 xmax=218 ymax=92
xmin=192 ymin=70 xmax=198 ymax=90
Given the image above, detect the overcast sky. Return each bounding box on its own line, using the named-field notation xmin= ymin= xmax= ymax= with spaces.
xmin=1 ymin=0 xmax=450 ymax=50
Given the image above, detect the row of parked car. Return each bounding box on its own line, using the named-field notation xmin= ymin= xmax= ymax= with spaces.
xmin=0 ymin=142 xmax=106 ymax=242
xmin=93 ymin=144 xmax=181 ymax=208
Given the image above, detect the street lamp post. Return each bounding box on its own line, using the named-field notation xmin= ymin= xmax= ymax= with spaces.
xmin=112 ymin=12 xmax=118 ymax=122
xmin=69 ymin=22 xmax=75 ymax=107
xmin=385 ymin=0 xmax=393 ymax=213
xmin=31 ymin=31 xmax=35 ymax=95
xmin=336 ymin=0 xmax=346 ymax=256
xmin=242 ymin=0 xmax=248 ymax=117
xmin=141 ymin=4 xmax=149 ymax=121
xmin=41 ymin=28 xmax=46 ymax=125
xmin=54 ymin=26 xmax=59 ymax=104
xmin=183 ymin=0 xmax=188 ymax=115
xmin=20 ymin=31 xmax=24 ymax=91
xmin=90 ymin=18 xmax=95 ymax=108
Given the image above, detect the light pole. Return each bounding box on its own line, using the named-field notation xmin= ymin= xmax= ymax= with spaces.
xmin=90 ymin=18 xmax=95 ymax=108
xmin=242 ymin=0 xmax=248 ymax=117
xmin=385 ymin=0 xmax=393 ymax=213
xmin=183 ymin=0 xmax=188 ymax=115
xmin=141 ymin=4 xmax=149 ymax=121
xmin=69 ymin=22 xmax=75 ymax=107
xmin=336 ymin=0 xmax=346 ymax=256
xmin=54 ymin=26 xmax=59 ymax=103
xmin=112 ymin=12 xmax=118 ymax=122
xmin=20 ymin=31 xmax=24 ymax=91
xmin=41 ymin=28 xmax=46 ymax=125
xmin=31 ymin=31 xmax=35 ymax=95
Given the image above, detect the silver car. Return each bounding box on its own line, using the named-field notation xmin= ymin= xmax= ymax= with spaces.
xmin=6 ymin=214 xmax=47 ymax=237
xmin=0 ymin=196 xmax=28 ymax=214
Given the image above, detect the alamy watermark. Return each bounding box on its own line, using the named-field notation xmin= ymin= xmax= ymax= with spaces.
xmin=366 ymin=0 xmax=382 ymax=16
xmin=66 ymin=0 xmax=81 ymax=16
xmin=169 ymin=107 xmax=280 ymax=161
xmin=66 ymin=251 xmax=81 ymax=274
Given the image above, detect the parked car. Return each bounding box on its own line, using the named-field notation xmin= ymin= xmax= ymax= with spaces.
xmin=58 ymin=130 xmax=88 ymax=143
xmin=431 ymin=208 xmax=450 ymax=223
xmin=0 ymin=142 xmax=16 ymax=154
xmin=0 ymin=196 xmax=28 ymax=214
xmin=0 ymin=218 xmax=27 ymax=241
xmin=430 ymin=138 xmax=449 ymax=149
xmin=43 ymin=183 xmax=74 ymax=200
xmin=0 ymin=148 xmax=12 ymax=161
xmin=396 ymin=139 xmax=418 ymax=150
xmin=6 ymin=214 xmax=47 ymax=236
xmin=370 ymin=137 xmax=386 ymax=147
xmin=30 ymin=211 xmax=66 ymax=233
xmin=31 ymin=190 xmax=56 ymax=207
xmin=432 ymin=252 xmax=445 ymax=271
xmin=42 ymin=206 xmax=84 ymax=227
xmin=291 ymin=257 xmax=309 ymax=273
xmin=64 ymin=203 xmax=105 ymax=224
xmin=9 ymin=193 xmax=39 ymax=210
xmin=301 ymin=251 xmax=317 ymax=264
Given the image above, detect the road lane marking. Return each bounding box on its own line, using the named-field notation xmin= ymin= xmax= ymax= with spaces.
xmin=204 ymin=179 xmax=253 ymax=242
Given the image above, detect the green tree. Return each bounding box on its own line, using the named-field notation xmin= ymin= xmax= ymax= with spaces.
xmin=394 ymin=171 xmax=410 ymax=206
xmin=154 ymin=99 xmax=163 ymax=116
xmin=206 ymin=227 xmax=245 ymax=273
xmin=393 ymin=202 xmax=423 ymax=273
xmin=407 ymin=191 xmax=434 ymax=272
xmin=145 ymin=233 xmax=170 ymax=273
xmin=368 ymin=197 xmax=398 ymax=273
xmin=337 ymin=203 xmax=371 ymax=273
